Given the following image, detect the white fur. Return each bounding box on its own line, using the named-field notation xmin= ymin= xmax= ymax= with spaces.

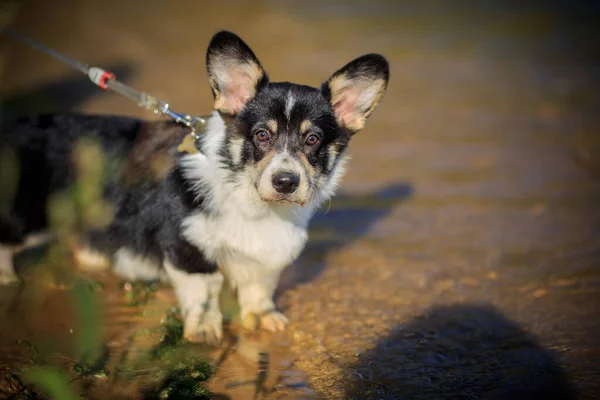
xmin=180 ymin=112 xmax=348 ymax=319
xmin=16 ymin=232 xmax=52 ymax=251
xmin=163 ymin=259 xmax=224 ymax=343
xmin=285 ymin=89 xmax=295 ymax=121
xmin=113 ymin=247 xmax=168 ymax=282
xmin=73 ymin=246 xmax=110 ymax=271
xmin=310 ymin=153 xmax=350 ymax=208
xmin=0 ymin=245 xmax=17 ymax=284
xmin=0 ymin=232 xmax=52 ymax=284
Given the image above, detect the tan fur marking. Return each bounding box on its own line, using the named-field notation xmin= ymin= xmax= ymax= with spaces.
xmin=240 ymin=60 xmax=264 ymax=86
xmin=177 ymin=135 xmax=198 ymax=155
xmin=345 ymin=117 xmax=366 ymax=133
xmin=266 ymin=119 xmax=278 ymax=133
xmin=295 ymin=151 xmax=318 ymax=181
xmin=213 ymin=97 xmax=227 ymax=113
xmin=327 ymin=143 xmax=340 ymax=171
xmin=299 ymin=120 xmax=313 ymax=135
xmin=209 ymin=77 xmax=219 ymax=99
xmin=254 ymin=149 xmax=278 ymax=177
xmin=328 ymin=73 xmax=352 ymax=100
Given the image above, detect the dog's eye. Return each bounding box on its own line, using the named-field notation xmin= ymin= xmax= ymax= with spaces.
xmin=255 ymin=130 xmax=270 ymax=142
xmin=305 ymin=134 xmax=320 ymax=146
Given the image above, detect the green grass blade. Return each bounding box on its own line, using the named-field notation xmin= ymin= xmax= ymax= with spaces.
xmin=23 ymin=367 xmax=79 ymax=400
xmin=71 ymin=280 xmax=102 ymax=363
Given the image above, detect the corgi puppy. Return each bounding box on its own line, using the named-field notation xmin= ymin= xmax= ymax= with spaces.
xmin=0 ymin=31 xmax=389 ymax=344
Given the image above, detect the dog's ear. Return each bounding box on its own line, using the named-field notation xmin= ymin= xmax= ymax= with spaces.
xmin=321 ymin=54 xmax=389 ymax=134
xmin=206 ymin=31 xmax=269 ymax=116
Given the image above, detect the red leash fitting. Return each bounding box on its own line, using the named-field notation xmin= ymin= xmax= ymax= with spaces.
xmin=88 ymin=67 xmax=115 ymax=90
xmin=98 ymin=70 xmax=115 ymax=90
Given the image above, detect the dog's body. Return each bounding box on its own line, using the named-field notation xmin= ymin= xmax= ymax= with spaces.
xmin=0 ymin=31 xmax=388 ymax=343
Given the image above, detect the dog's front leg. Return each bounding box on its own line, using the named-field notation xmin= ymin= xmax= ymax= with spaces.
xmin=223 ymin=252 xmax=288 ymax=332
xmin=238 ymin=278 xmax=289 ymax=332
xmin=163 ymin=257 xmax=224 ymax=345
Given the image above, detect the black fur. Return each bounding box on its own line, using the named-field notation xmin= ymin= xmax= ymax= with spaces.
xmin=94 ymin=165 xmax=216 ymax=274
xmin=0 ymin=114 xmax=141 ymax=242
xmin=0 ymin=113 xmax=217 ymax=274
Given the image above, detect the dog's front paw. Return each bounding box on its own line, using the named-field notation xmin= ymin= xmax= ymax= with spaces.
xmin=241 ymin=310 xmax=289 ymax=332
xmin=259 ymin=310 xmax=289 ymax=332
xmin=183 ymin=310 xmax=223 ymax=345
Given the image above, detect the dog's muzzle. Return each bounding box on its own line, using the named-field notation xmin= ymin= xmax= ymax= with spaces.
xmin=256 ymin=152 xmax=309 ymax=204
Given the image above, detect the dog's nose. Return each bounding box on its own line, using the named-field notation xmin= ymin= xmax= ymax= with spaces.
xmin=272 ymin=171 xmax=300 ymax=194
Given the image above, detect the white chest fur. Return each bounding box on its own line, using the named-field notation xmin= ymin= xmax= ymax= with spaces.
xmin=183 ymin=207 xmax=308 ymax=272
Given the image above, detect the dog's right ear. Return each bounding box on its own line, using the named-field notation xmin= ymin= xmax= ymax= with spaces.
xmin=206 ymin=31 xmax=269 ymax=117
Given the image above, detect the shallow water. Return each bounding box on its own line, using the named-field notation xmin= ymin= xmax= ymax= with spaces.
xmin=1 ymin=0 xmax=600 ymax=398
xmin=0 ymin=265 xmax=317 ymax=399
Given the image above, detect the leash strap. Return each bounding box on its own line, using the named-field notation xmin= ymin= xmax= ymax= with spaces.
xmin=4 ymin=29 xmax=207 ymax=138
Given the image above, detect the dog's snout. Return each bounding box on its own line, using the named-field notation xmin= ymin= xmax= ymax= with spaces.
xmin=272 ymin=171 xmax=300 ymax=194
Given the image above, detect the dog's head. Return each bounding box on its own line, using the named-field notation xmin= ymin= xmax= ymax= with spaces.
xmin=206 ymin=31 xmax=389 ymax=207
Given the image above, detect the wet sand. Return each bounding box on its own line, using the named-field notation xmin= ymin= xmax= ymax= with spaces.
xmin=1 ymin=0 xmax=599 ymax=398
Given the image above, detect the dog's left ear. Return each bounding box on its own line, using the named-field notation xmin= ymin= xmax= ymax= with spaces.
xmin=321 ymin=54 xmax=389 ymax=134
xmin=206 ymin=31 xmax=269 ymax=116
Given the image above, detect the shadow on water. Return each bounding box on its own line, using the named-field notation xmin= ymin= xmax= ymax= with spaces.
xmin=345 ymin=304 xmax=578 ymax=400
xmin=278 ymin=183 xmax=414 ymax=294
xmin=0 ymin=62 xmax=136 ymax=117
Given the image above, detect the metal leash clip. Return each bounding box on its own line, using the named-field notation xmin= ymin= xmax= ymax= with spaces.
xmin=153 ymin=101 xmax=206 ymax=139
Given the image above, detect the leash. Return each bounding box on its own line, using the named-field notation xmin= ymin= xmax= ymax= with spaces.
xmin=4 ymin=29 xmax=207 ymax=150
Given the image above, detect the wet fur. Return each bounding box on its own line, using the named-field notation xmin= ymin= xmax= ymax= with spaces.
xmin=0 ymin=31 xmax=389 ymax=343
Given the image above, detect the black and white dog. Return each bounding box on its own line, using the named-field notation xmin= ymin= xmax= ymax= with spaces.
xmin=0 ymin=31 xmax=389 ymax=343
